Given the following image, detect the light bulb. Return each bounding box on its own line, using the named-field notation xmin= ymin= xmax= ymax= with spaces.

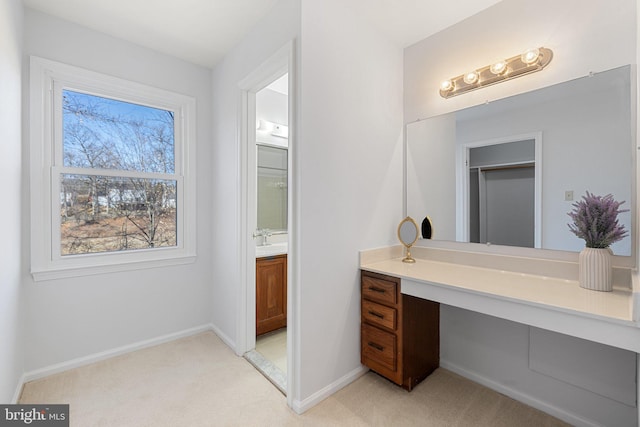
xmin=521 ymin=48 xmax=540 ymax=65
xmin=463 ymin=71 xmax=479 ymax=85
xmin=440 ymin=80 xmax=454 ymax=91
xmin=490 ymin=61 xmax=507 ymax=75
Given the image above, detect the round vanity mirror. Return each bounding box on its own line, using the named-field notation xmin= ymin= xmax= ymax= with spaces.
xmin=398 ymin=216 xmax=419 ymax=263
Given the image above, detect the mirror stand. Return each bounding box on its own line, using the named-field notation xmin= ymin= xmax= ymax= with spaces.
xmin=402 ymin=247 xmax=416 ymax=263
xmin=398 ymin=216 xmax=419 ymax=263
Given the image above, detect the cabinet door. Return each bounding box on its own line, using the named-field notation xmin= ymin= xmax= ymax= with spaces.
xmin=256 ymin=255 xmax=287 ymax=336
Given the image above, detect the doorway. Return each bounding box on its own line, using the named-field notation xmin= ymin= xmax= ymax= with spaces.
xmin=470 ymin=164 xmax=535 ymax=247
xmin=458 ymin=133 xmax=542 ymax=248
xmin=246 ymin=73 xmax=289 ymax=393
xmin=237 ymin=42 xmax=294 ymax=401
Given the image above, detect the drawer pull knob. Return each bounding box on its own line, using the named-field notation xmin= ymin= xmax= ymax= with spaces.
xmin=369 ymin=286 xmax=386 ymax=294
xmin=368 ymin=310 xmax=384 ymax=319
xmin=368 ymin=342 xmax=384 ymax=352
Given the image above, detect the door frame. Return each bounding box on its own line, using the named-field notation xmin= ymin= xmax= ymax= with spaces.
xmin=456 ymin=132 xmax=542 ymax=248
xmin=237 ymin=41 xmax=296 ymax=405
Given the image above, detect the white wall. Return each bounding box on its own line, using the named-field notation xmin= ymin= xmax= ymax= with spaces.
xmin=22 ymin=9 xmax=213 ymax=372
xmin=404 ymin=0 xmax=638 ymax=425
xmin=0 ymin=0 xmax=24 ymax=403
xmin=442 ymin=307 xmax=637 ymax=426
xmin=298 ymin=0 xmax=403 ymax=406
xmin=210 ymin=0 xmax=300 ymax=351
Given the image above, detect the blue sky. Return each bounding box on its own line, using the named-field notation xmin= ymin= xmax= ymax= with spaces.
xmin=62 ymin=89 xmax=175 ymax=174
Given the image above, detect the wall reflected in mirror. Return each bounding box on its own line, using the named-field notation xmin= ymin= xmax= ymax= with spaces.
xmin=406 ymin=65 xmax=634 ymax=256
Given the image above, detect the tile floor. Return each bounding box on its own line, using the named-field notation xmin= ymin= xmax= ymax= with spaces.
xmin=245 ymin=328 xmax=287 ymax=393
xmin=256 ymin=328 xmax=287 ymax=373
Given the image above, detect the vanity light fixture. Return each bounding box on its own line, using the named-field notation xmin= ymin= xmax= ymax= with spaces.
xmin=257 ymin=119 xmax=289 ymax=138
xmin=439 ymin=47 xmax=553 ymax=99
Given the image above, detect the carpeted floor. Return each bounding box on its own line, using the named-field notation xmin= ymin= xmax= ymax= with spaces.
xmin=19 ymin=331 xmax=569 ymax=426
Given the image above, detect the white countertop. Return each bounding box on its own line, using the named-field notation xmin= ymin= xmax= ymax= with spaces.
xmin=256 ymin=242 xmax=288 ymax=258
xmin=363 ymin=257 xmax=633 ymax=322
xmin=360 ymin=249 xmax=640 ymax=352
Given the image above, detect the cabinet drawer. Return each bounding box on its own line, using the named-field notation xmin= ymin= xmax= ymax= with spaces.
xmin=362 ymin=300 xmax=397 ymax=331
xmin=362 ymin=275 xmax=398 ymax=305
xmin=361 ymin=323 xmax=397 ymax=372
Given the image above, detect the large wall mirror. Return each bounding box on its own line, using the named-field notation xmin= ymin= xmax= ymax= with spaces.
xmin=406 ymin=64 xmax=635 ymax=258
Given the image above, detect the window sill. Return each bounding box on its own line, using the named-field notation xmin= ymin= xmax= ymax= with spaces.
xmin=31 ymin=254 xmax=197 ymax=282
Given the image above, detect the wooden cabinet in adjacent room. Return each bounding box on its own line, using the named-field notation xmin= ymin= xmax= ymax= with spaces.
xmin=361 ymin=270 xmax=439 ymax=391
xmin=256 ymin=255 xmax=287 ymax=336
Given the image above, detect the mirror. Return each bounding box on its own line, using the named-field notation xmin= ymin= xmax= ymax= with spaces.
xmin=257 ymin=145 xmax=288 ymax=231
xmin=406 ymin=65 xmax=634 ymax=257
xmin=398 ymin=216 xmax=419 ymax=263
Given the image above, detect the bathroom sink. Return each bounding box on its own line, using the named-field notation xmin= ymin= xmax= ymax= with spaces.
xmin=256 ymin=242 xmax=288 ymax=258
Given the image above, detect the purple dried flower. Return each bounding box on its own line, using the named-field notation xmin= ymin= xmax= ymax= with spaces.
xmin=567 ymin=192 xmax=629 ymax=248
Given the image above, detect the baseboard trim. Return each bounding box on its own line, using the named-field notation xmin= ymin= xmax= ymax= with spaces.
xmin=210 ymin=323 xmax=236 ymax=352
xmin=440 ymin=360 xmax=600 ymax=427
xmin=23 ymin=324 xmax=213 ymax=384
xmin=11 ymin=373 xmax=26 ymax=404
xmin=291 ymin=365 xmax=369 ymax=414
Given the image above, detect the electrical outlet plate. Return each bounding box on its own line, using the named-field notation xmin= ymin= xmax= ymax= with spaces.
xmin=564 ymin=190 xmax=574 ymax=201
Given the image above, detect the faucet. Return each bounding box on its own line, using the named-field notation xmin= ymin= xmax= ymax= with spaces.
xmin=253 ymin=229 xmax=272 ymax=246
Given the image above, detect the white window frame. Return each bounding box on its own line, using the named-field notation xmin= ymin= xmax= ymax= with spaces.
xmin=30 ymin=56 xmax=197 ymax=281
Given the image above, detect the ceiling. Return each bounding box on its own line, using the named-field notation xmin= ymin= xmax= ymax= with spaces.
xmin=22 ymin=0 xmax=502 ymax=69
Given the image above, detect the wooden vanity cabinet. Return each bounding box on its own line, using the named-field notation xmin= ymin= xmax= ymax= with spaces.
xmin=361 ymin=270 xmax=439 ymax=391
xmin=256 ymin=255 xmax=287 ymax=336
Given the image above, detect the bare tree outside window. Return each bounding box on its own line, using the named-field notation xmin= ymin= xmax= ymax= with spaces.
xmin=61 ymin=90 xmax=177 ymax=255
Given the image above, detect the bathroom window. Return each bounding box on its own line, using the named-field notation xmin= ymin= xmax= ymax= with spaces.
xmin=29 ymin=57 xmax=197 ymax=280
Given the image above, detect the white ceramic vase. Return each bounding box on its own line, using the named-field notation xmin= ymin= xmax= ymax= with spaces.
xmin=579 ymin=247 xmax=612 ymax=292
